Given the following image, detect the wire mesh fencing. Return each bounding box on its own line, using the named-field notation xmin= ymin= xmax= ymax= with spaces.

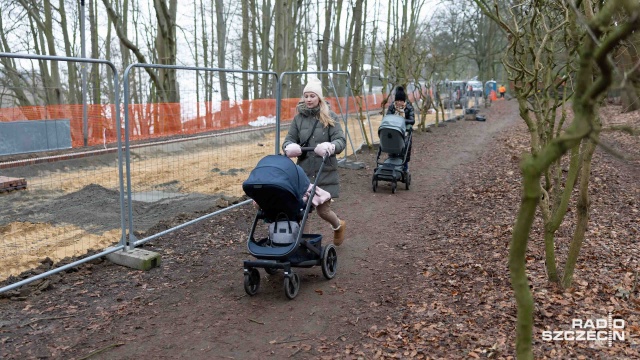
xmin=120 ymin=65 xmax=280 ymax=247
xmin=0 ymin=54 xmax=126 ymax=291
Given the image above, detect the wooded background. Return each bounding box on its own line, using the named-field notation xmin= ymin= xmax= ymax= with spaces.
xmin=1 ymin=2 xmax=639 ymax=358
xmin=0 ymin=0 xmax=508 ymax=108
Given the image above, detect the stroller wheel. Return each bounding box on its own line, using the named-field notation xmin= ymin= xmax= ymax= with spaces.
xmin=372 ymin=179 xmax=378 ymax=192
xmin=265 ymin=267 xmax=279 ymax=275
xmin=284 ymin=272 xmax=300 ymax=299
xmin=243 ymin=268 xmax=261 ymax=296
xmin=405 ymin=173 xmax=411 ymax=190
xmin=321 ymin=244 xmax=338 ymax=279
xmin=392 ymin=182 xmax=397 ymax=194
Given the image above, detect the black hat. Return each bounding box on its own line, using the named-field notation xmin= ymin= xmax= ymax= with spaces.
xmin=395 ymin=86 xmax=406 ymax=102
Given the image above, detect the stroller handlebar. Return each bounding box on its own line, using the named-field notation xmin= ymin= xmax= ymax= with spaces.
xmin=300 ymin=147 xmax=329 ymax=161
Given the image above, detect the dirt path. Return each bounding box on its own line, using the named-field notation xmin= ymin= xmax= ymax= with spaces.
xmin=0 ymin=102 xmax=516 ymax=359
xmin=0 ymin=108 xmax=464 ymax=281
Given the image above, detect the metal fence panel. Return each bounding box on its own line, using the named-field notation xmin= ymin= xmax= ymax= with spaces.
xmin=0 ymin=53 xmax=125 ymax=294
xmin=120 ymin=64 xmax=279 ymax=247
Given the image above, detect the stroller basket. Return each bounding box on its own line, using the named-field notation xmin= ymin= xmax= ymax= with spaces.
xmin=248 ymin=233 xmax=322 ymax=260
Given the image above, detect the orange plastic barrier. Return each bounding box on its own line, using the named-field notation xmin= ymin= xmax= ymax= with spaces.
xmin=0 ymin=94 xmax=386 ymax=149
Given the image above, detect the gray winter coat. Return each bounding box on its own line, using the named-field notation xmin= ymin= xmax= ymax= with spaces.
xmin=282 ymin=102 xmax=346 ymax=198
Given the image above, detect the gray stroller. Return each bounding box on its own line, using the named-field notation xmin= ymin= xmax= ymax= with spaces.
xmin=372 ymin=114 xmax=412 ymax=193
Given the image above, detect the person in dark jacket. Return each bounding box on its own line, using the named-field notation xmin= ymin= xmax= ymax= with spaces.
xmin=282 ymin=77 xmax=347 ymax=246
xmin=387 ymin=86 xmax=414 ymax=171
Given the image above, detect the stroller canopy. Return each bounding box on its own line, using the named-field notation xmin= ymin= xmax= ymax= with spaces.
xmin=243 ymin=155 xmax=310 ymax=220
xmin=379 ymin=114 xmax=406 ymax=136
xmin=378 ymin=114 xmax=407 ymax=155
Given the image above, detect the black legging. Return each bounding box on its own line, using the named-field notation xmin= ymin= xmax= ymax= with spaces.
xmin=405 ymin=135 xmax=412 ymax=163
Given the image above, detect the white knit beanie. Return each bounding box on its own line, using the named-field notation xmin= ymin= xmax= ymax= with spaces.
xmin=303 ymin=77 xmax=323 ymax=98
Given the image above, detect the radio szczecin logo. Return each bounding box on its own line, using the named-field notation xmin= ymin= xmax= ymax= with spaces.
xmin=542 ymin=313 xmax=626 ymax=346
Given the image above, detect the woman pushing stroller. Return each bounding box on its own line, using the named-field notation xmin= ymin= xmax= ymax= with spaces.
xmin=282 ymin=77 xmax=347 ymax=246
xmin=387 ymin=86 xmax=414 ymax=171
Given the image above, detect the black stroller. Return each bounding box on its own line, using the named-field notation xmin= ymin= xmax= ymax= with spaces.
xmin=241 ymin=149 xmax=338 ymax=299
xmin=372 ymin=114 xmax=412 ymax=193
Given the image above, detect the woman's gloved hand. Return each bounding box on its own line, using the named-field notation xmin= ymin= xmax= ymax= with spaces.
xmin=314 ymin=142 xmax=335 ymax=157
xmin=302 ymin=184 xmax=332 ymax=206
xmin=284 ymin=143 xmax=302 ymax=158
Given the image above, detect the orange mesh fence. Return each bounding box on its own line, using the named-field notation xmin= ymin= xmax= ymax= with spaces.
xmin=0 ymin=104 xmax=118 ymax=148
xmin=0 ymin=94 xmax=387 ymax=150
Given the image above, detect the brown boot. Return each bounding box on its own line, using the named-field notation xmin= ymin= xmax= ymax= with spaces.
xmin=332 ymin=220 xmax=346 ymax=246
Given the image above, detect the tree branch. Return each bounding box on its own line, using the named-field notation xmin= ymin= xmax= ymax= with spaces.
xmin=101 ymin=0 xmax=165 ymax=98
xmin=601 ymin=125 xmax=640 ymax=136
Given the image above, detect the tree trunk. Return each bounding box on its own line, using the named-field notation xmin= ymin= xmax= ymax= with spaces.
xmin=541 ymin=145 xmax=581 ymax=282
xmin=20 ymin=0 xmax=63 ymax=105
xmin=194 ymin=0 xmax=200 ymax=125
xmin=338 ymin=6 xmax=354 ymax=96
xmin=90 ymin=0 xmax=101 ymax=105
xmin=562 ymin=133 xmax=598 ymax=289
xmin=119 ymin=0 xmax=140 ymax=108
xmin=214 ymin=0 xmax=228 ymax=101
xmin=320 ymin=0 xmax=333 ymax=85
xmin=619 ymin=33 xmax=640 ymax=111
xmin=249 ymin=0 xmax=260 ymax=99
xmin=0 ymin=8 xmax=32 ymax=106
xmin=274 ymin=0 xmax=287 ymax=98
xmin=59 ymin=0 xmax=79 ymax=104
xmin=200 ymin=0 xmax=212 ymax=127
xmin=101 ymin=0 xmax=164 ymax=100
xmin=260 ymin=0 xmax=272 ymax=98
xmin=368 ymin=15 xmax=377 ymax=95
xmin=349 ymin=0 xmax=364 ymax=94
xmin=332 ymin=0 xmax=343 ymax=71
xmin=210 ymin=0 xmax=215 ymax=104
xmin=381 ymin=1 xmax=391 ymax=99
xmin=241 ymin=0 xmax=250 ymax=102
xmin=286 ymin=0 xmax=303 ymax=96
xmin=105 ymin=12 xmax=115 ymax=104
xmin=26 ymin=9 xmax=50 ymax=105
xmin=42 ymin=0 xmax=63 ymax=105
xmin=154 ymin=0 xmax=180 ymax=103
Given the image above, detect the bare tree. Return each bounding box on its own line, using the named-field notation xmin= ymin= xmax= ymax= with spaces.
xmin=474 ymin=0 xmax=640 ymax=358
xmin=320 ymin=0 xmax=333 ymax=85
xmin=274 ymin=0 xmax=286 ymax=96
xmin=214 ymin=0 xmax=228 ymax=101
xmin=258 ymin=0 xmax=273 ymax=97
xmin=618 ymin=32 xmax=640 ymax=111
xmin=59 ymin=0 xmax=80 ymax=104
xmin=241 ymin=0 xmax=250 ymax=101
xmin=17 ymin=0 xmax=64 ymax=105
xmin=154 ymin=0 xmax=180 ymax=103
xmin=102 ymin=0 xmax=176 ymax=107
xmin=0 ymin=5 xmax=32 ymax=107
xmin=349 ymin=0 xmax=364 ymax=91
xmin=248 ymin=0 xmax=260 ymax=99
xmin=89 ymin=0 xmax=101 ymax=106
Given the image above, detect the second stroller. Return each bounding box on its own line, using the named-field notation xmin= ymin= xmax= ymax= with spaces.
xmin=372 ymin=114 xmax=412 ymax=193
